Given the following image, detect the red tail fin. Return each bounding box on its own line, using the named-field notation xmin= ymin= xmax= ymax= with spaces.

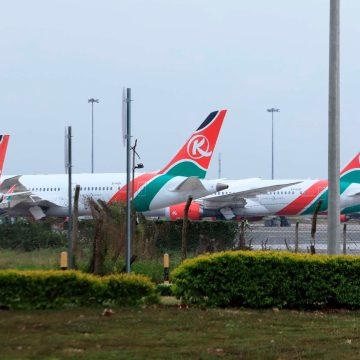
xmin=340 ymin=153 xmax=360 ymax=176
xmin=158 ymin=110 xmax=227 ymax=178
xmin=0 ymin=135 xmax=10 ymax=177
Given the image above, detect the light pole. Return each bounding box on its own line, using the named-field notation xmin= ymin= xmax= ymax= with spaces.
xmin=328 ymin=0 xmax=340 ymax=254
xmin=267 ymin=108 xmax=280 ymax=179
xmin=88 ymin=98 xmax=99 ymax=173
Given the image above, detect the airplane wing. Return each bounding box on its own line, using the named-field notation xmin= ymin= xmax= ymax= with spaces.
xmin=1 ymin=196 xmax=63 ymax=220
xmin=0 ymin=176 xmax=63 ymax=219
xmin=203 ymin=181 xmax=302 ymax=209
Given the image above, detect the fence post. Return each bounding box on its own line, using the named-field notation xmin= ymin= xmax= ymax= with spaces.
xmin=164 ymin=253 xmax=170 ymax=284
xmin=342 ymin=223 xmax=347 ymax=255
xmin=295 ymin=221 xmax=299 ymax=253
xmin=181 ymin=196 xmax=192 ymax=261
xmin=239 ymin=220 xmax=246 ymax=249
xmin=310 ymin=200 xmax=323 ymax=254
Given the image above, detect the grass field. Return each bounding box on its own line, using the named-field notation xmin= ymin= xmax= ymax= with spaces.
xmin=1 ymin=249 xmax=360 ymax=359
xmin=0 ymin=248 xmax=182 ymax=282
xmin=0 ymin=304 xmax=359 ymax=359
xmin=0 ymin=248 xmax=61 ymax=270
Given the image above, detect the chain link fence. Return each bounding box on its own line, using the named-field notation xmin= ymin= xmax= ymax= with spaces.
xmin=239 ymin=219 xmax=360 ymax=255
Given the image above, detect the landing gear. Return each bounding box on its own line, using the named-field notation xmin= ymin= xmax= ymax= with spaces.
xmin=280 ymin=216 xmax=290 ymax=227
xmin=264 ymin=216 xmax=290 ymax=227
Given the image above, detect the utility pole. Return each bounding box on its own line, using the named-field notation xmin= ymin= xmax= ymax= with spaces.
xmin=88 ymin=98 xmax=99 ymax=173
xmin=267 ymin=108 xmax=280 ymax=179
xmin=328 ymin=0 xmax=340 ymax=254
xmin=125 ymin=88 xmax=132 ymax=273
xmin=66 ymin=126 xmax=73 ymax=269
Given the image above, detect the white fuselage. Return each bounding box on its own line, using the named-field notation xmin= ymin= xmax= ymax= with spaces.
xmin=0 ymin=172 xmax=224 ymax=218
xmin=202 ymin=178 xmax=360 ymax=217
xmin=145 ymin=177 xmax=360 ymax=220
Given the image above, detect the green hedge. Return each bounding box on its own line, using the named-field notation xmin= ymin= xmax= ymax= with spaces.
xmin=0 ymin=270 xmax=158 ymax=309
xmin=0 ymin=221 xmax=66 ymax=250
xmin=156 ymin=283 xmax=174 ymax=296
xmin=171 ymin=251 xmax=360 ymax=309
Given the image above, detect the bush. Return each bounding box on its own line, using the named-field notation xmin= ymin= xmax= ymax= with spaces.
xmin=0 ymin=270 xmax=158 ymax=309
xmin=0 ymin=221 xmax=66 ymax=251
xmin=156 ymin=283 xmax=174 ymax=296
xmin=171 ymin=251 xmax=360 ymax=309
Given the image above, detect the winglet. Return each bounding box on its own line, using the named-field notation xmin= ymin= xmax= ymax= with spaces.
xmin=158 ymin=110 xmax=227 ymax=179
xmin=0 ymin=135 xmax=10 ymax=178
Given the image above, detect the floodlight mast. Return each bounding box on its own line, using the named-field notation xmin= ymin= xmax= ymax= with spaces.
xmin=88 ymin=98 xmax=99 ymax=174
xmin=267 ymin=108 xmax=280 ymax=180
xmin=125 ymin=89 xmax=132 ymax=274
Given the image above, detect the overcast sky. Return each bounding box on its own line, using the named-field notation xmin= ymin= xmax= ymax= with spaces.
xmin=1 ymin=0 xmax=359 ymax=180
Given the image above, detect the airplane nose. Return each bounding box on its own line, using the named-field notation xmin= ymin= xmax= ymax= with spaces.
xmin=216 ymin=183 xmax=228 ymax=192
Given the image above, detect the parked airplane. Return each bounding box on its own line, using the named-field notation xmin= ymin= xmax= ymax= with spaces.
xmin=0 ymin=110 xmax=228 ymax=219
xmin=0 ymin=135 xmax=19 ymax=206
xmin=144 ymin=153 xmax=360 ymax=221
xmin=0 ymin=135 xmax=9 ymax=178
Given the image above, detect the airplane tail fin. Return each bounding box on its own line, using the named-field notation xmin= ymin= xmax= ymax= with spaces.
xmin=0 ymin=135 xmax=10 ymax=178
xmin=340 ymin=153 xmax=360 ymax=183
xmin=158 ymin=110 xmax=227 ymax=179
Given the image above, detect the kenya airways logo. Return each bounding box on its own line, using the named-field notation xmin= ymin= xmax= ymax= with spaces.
xmin=187 ymin=135 xmax=212 ymax=160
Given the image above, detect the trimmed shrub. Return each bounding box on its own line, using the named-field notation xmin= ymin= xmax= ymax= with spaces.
xmin=102 ymin=273 xmax=159 ymax=306
xmin=0 ymin=270 xmax=158 ymax=309
xmin=171 ymin=251 xmax=360 ymax=309
xmin=156 ymin=283 xmax=174 ymax=296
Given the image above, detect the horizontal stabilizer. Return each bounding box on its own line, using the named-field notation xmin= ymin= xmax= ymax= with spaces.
xmin=347 ymin=191 xmax=360 ymax=197
xmin=0 ymin=176 xmax=28 ymax=192
xmin=170 ymin=176 xmax=205 ymax=192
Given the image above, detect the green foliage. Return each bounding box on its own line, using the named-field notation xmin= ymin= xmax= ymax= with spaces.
xmin=156 ymin=283 xmax=174 ymax=296
xmin=0 ymin=270 xmax=158 ymax=309
xmin=172 ymin=251 xmax=360 ymax=309
xmin=132 ymin=260 xmax=164 ymax=283
xmin=0 ymin=221 xmax=66 ymax=251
